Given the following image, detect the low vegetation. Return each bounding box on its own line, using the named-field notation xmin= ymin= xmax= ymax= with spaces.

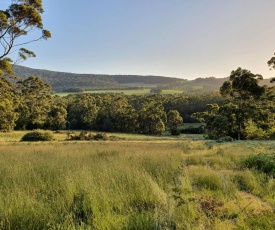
xmin=21 ymin=130 xmax=54 ymax=142
xmin=0 ymin=133 xmax=274 ymax=229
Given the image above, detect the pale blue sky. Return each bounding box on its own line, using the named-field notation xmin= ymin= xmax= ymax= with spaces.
xmin=1 ymin=0 xmax=275 ymax=79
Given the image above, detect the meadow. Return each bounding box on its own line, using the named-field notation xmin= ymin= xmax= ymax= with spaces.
xmin=55 ymin=89 xmax=183 ymax=97
xmin=0 ymin=132 xmax=274 ymax=229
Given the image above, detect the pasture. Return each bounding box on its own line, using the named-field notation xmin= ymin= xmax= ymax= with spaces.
xmin=0 ymin=131 xmax=274 ymax=229
xmin=55 ymin=89 xmax=183 ymax=97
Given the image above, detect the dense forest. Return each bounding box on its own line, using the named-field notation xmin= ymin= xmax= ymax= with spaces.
xmin=0 ymin=74 xmax=223 ymax=134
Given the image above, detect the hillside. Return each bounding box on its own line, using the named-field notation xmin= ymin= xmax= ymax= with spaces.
xmin=12 ymin=65 xmax=185 ymax=91
xmin=162 ymin=76 xmax=275 ymax=94
xmin=12 ymin=65 xmax=274 ymax=93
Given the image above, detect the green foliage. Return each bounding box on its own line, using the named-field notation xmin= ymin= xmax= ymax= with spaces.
xmin=233 ymin=170 xmax=261 ymax=193
xmin=67 ymin=94 xmax=98 ymax=130
xmin=243 ymin=153 xmax=275 ymax=177
xmin=244 ymin=120 xmax=269 ymax=140
xmin=21 ymin=130 xmax=54 ymax=141
xmin=150 ymin=88 xmax=162 ymax=94
xmin=180 ymin=125 xmax=204 ymax=134
xmin=196 ymin=68 xmax=275 ymax=140
xmin=16 ymin=76 xmax=53 ymax=130
xmin=13 ymin=65 xmax=184 ymax=91
xmin=167 ymin=110 xmax=183 ymax=135
xmin=67 ymin=131 xmax=108 ymax=141
xmin=0 ymin=0 xmax=50 ymax=76
xmin=139 ymin=100 xmax=167 ymax=134
xmin=45 ymin=98 xmax=67 ymax=130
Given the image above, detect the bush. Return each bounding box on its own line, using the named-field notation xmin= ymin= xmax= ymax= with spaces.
xmin=21 ymin=130 xmax=54 ymax=142
xmin=171 ymin=129 xmax=180 ymax=136
xmin=243 ymin=153 xmax=275 ymax=177
xmin=244 ymin=120 xmax=269 ymax=140
xmin=67 ymin=131 xmax=109 ymax=141
xmin=216 ymin=136 xmax=234 ymax=143
xmin=180 ymin=125 xmax=204 ymax=134
xmin=268 ymin=128 xmax=275 ymax=140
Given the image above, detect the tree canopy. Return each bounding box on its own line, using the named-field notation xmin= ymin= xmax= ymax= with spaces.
xmin=0 ymin=0 xmax=51 ymax=76
xmin=196 ymin=67 xmax=275 ymax=140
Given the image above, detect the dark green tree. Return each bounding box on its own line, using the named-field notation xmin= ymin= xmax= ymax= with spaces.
xmin=0 ymin=78 xmax=19 ymax=130
xmin=138 ymin=99 xmax=167 ymax=135
xmin=95 ymin=95 xmax=138 ymax=132
xmin=67 ymin=94 xmax=98 ymax=130
xmin=16 ymin=76 xmax=53 ymax=129
xmin=167 ymin=110 xmax=183 ymax=135
xmin=45 ymin=96 xmax=67 ymax=130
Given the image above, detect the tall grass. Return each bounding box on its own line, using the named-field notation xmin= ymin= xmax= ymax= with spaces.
xmin=0 ymin=140 xmax=274 ymax=229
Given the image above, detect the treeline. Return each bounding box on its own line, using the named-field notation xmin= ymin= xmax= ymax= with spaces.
xmin=195 ymin=68 xmax=275 ymax=140
xmin=161 ymin=76 xmax=275 ymax=95
xmin=0 ymin=75 xmax=223 ymax=134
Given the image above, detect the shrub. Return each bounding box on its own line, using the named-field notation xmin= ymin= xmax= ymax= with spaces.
xmin=180 ymin=125 xmax=204 ymax=134
xmin=268 ymin=127 xmax=275 ymax=140
xmin=171 ymin=129 xmax=180 ymax=136
xmin=216 ymin=136 xmax=234 ymax=143
xmin=243 ymin=153 xmax=275 ymax=177
xmin=244 ymin=120 xmax=268 ymax=140
xmin=67 ymin=131 xmax=108 ymax=141
xmin=21 ymin=130 xmax=54 ymax=142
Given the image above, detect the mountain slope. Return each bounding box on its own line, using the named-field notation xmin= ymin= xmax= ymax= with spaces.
xmin=12 ymin=65 xmax=274 ymax=93
xmin=12 ymin=65 xmax=185 ymax=91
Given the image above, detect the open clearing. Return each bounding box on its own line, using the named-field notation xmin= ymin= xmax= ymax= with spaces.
xmin=55 ymin=89 xmax=183 ymax=97
xmin=0 ymin=132 xmax=274 ymax=229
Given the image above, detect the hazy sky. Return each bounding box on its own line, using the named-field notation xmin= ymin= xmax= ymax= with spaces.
xmin=1 ymin=0 xmax=275 ymax=79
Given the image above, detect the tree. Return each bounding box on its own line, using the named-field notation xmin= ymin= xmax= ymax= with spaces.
xmin=67 ymin=94 xmax=98 ymax=130
xmin=219 ymin=68 xmax=265 ymax=140
xmin=150 ymin=88 xmax=162 ymax=94
xmin=167 ymin=110 xmax=183 ymax=135
xmin=267 ymin=53 xmax=275 ymax=83
xmin=95 ymin=95 xmax=138 ymax=132
xmin=45 ymin=96 xmax=67 ymax=130
xmin=195 ymin=68 xmax=274 ymax=140
xmin=0 ymin=0 xmax=51 ymax=76
xmin=138 ymin=99 xmax=167 ymax=135
xmin=16 ymin=76 xmax=53 ymax=129
xmin=0 ymin=77 xmax=19 ymax=130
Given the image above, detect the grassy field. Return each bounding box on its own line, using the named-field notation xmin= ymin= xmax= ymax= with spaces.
xmin=0 ymin=131 xmax=274 ymax=229
xmin=55 ymin=89 xmax=183 ymax=97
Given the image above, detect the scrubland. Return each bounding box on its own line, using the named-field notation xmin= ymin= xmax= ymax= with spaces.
xmin=0 ymin=133 xmax=274 ymax=229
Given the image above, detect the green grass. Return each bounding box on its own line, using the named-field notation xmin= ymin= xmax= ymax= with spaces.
xmin=55 ymin=89 xmax=183 ymax=96
xmin=0 ymin=132 xmax=274 ymax=229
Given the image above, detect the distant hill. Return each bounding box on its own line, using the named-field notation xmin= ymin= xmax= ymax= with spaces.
xmin=12 ymin=65 xmax=274 ymax=93
xmin=12 ymin=65 xmax=185 ymax=91
xmin=162 ymin=76 xmax=275 ymax=94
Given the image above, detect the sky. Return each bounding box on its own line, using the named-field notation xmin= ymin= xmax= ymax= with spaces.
xmin=1 ymin=0 xmax=275 ymax=79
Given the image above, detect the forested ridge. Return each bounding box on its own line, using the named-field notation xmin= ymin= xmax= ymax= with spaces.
xmin=12 ymin=65 xmax=185 ymax=91
xmin=13 ymin=65 xmax=274 ymax=93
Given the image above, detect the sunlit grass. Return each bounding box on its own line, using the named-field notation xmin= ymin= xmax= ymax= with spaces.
xmin=55 ymin=89 xmax=183 ymax=97
xmin=0 ymin=134 xmax=274 ymax=229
